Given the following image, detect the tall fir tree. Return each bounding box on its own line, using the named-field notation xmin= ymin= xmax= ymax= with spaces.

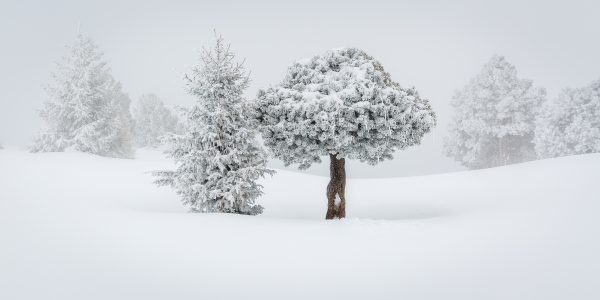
xmin=444 ymin=55 xmax=545 ymax=169
xmin=154 ymin=34 xmax=273 ymax=215
xmin=534 ymin=79 xmax=600 ymax=158
xmin=32 ymin=34 xmax=134 ymax=158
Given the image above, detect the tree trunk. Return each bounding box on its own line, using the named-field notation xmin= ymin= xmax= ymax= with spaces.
xmin=326 ymin=154 xmax=346 ymax=219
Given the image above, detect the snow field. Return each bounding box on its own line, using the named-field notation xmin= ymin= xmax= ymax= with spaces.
xmin=1 ymin=147 xmax=599 ymax=299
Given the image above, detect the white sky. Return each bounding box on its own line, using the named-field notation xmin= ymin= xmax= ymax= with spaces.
xmin=1 ymin=0 xmax=599 ymax=177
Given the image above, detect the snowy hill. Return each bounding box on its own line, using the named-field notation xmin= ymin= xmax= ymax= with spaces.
xmin=1 ymin=147 xmax=599 ymax=300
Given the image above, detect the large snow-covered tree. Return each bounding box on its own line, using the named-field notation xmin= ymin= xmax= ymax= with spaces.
xmin=154 ymin=35 xmax=273 ymax=215
xmin=253 ymin=48 xmax=436 ymax=219
xmin=31 ymin=34 xmax=134 ymax=158
xmin=132 ymin=94 xmax=180 ymax=148
xmin=443 ymin=55 xmax=545 ymax=169
xmin=534 ymin=79 xmax=600 ymax=158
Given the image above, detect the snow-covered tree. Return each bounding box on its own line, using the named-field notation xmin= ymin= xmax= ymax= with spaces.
xmin=443 ymin=55 xmax=545 ymax=169
xmin=31 ymin=34 xmax=134 ymax=158
xmin=132 ymin=94 xmax=180 ymax=148
xmin=154 ymin=34 xmax=273 ymax=215
xmin=534 ymin=79 xmax=600 ymax=158
xmin=253 ymin=48 xmax=436 ymax=219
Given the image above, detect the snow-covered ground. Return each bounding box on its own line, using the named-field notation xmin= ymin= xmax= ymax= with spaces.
xmin=1 ymin=147 xmax=599 ymax=300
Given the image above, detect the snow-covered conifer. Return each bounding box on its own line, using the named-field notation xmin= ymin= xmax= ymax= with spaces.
xmin=132 ymin=94 xmax=180 ymax=148
xmin=31 ymin=34 xmax=134 ymax=158
xmin=534 ymin=79 xmax=600 ymax=158
xmin=443 ymin=55 xmax=545 ymax=169
xmin=253 ymin=48 xmax=436 ymax=219
xmin=154 ymin=34 xmax=273 ymax=215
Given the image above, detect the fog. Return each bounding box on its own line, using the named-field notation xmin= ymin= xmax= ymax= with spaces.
xmin=1 ymin=0 xmax=599 ymax=177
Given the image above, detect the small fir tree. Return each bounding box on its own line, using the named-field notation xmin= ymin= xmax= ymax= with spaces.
xmin=132 ymin=94 xmax=180 ymax=148
xmin=154 ymin=34 xmax=273 ymax=215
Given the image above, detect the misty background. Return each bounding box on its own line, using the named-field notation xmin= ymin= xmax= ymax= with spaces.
xmin=1 ymin=0 xmax=599 ymax=177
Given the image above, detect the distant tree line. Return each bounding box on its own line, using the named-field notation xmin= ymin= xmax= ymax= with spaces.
xmin=444 ymin=55 xmax=599 ymax=169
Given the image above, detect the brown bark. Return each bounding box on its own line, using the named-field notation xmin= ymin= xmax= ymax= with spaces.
xmin=326 ymin=153 xmax=346 ymax=219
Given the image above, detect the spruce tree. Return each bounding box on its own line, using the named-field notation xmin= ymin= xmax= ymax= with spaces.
xmin=32 ymin=34 xmax=134 ymax=158
xmin=154 ymin=34 xmax=273 ymax=215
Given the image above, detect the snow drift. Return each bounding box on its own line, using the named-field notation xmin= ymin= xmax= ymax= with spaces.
xmin=1 ymin=147 xmax=599 ymax=299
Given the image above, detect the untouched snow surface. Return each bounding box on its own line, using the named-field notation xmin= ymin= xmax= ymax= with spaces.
xmin=1 ymin=147 xmax=599 ymax=300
